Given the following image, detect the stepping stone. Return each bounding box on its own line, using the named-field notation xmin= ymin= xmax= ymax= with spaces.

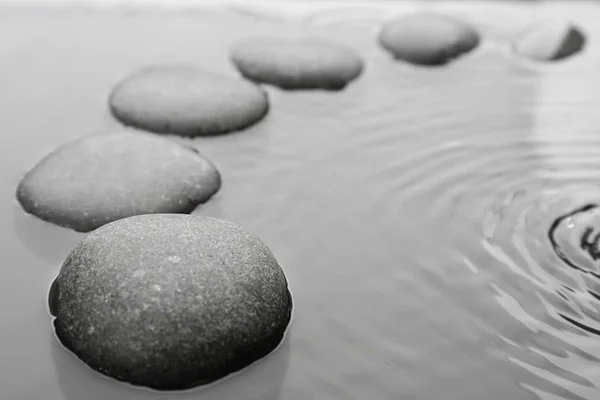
xmin=512 ymin=19 xmax=585 ymax=61
xmin=109 ymin=65 xmax=269 ymax=136
xmin=16 ymin=131 xmax=221 ymax=232
xmin=49 ymin=214 xmax=293 ymax=390
xmin=378 ymin=12 xmax=480 ymax=66
xmin=230 ymin=37 xmax=364 ymax=90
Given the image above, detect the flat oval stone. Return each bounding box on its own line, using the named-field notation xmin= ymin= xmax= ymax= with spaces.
xmin=109 ymin=66 xmax=269 ymax=137
xmin=16 ymin=131 xmax=221 ymax=232
xmin=49 ymin=214 xmax=293 ymax=390
xmin=512 ymin=20 xmax=585 ymax=61
xmin=378 ymin=12 xmax=480 ymax=66
xmin=230 ymin=37 xmax=364 ymax=90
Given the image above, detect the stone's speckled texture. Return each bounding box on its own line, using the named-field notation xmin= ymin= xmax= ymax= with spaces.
xmin=512 ymin=20 xmax=585 ymax=62
xmin=16 ymin=131 xmax=221 ymax=232
xmin=109 ymin=65 xmax=269 ymax=137
xmin=378 ymin=12 xmax=480 ymax=66
xmin=49 ymin=214 xmax=293 ymax=391
xmin=230 ymin=37 xmax=364 ymax=90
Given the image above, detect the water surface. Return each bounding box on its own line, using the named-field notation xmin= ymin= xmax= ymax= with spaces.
xmin=3 ymin=3 xmax=600 ymax=400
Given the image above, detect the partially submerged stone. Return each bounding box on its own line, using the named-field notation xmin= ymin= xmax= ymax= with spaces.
xmin=109 ymin=65 xmax=269 ymax=136
xmin=230 ymin=37 xmax=364 ymax=90
xmin=512 ymin=19 xmax=585 ymax=61
xmin=378 ymin=12 xmax=480 ymax=66
xmin=49 ymin=214 xmax=293 ymax=390
xmin=16 ymin=131 xmax=221 ymax=232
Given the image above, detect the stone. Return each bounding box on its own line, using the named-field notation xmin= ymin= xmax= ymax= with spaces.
xmin=16 ymin=131 xmax=221 ymax=232
xmin=49 ymin=214 xmax=293 ymax=390
xmin=230 ymin=37 xmax=364 ymax=90
xmin=378 ymin=12 xmax=480 ymax=66
xmin=109 ymin=65 xmax=269 ymax=137
xmin=512 ymin=20 xmax=585 ymax=61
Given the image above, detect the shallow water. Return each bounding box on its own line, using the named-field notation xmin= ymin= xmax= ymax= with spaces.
xmin=3 ymin=3 xmax=600 ymax=400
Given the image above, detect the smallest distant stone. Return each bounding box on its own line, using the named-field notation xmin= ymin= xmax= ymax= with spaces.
xmin=512 ymin=20 xmax=585 ymax=62
xmin=378 ymin=12 xmax=480 ymax=66
xmin=230 ymin=37 xmax=364 ymax=91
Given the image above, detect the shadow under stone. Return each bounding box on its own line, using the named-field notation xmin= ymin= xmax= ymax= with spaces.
xmin=51 ymin=328 xmax=292 ymax=400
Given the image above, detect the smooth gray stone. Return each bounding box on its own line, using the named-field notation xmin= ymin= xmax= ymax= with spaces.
xmin=378 ymin=12 xmax=480 ymax=66
xmin=49 ymin=214 xmax=293 ymax=390
xmin=230 ymin=37 xmax=364 ymax=90
xmin=512 ymin=19 xmax=585 ymax=61
xmin=109 ymin=65 xmax=269 ymax=137
xmin=17 ymin=131 xmax=221 ymax=232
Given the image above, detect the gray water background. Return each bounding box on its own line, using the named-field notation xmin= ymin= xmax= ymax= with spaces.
xmin=3 ymin=3 xmax=600 ymax=399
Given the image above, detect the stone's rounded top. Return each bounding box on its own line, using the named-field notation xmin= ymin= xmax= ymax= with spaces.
xmin=230 ymin=37 xmax=364 ymax=90
xmin=16 ymin=130 xmax=221 ymax=232
xmin=109 ymin=65 xmax=269 ymax=137
xmin=378 ymin=12 xmax=480 ymax=66
xmin=512 ymin=19 xmax=585 ymax=62
xmin=50 ymin=214 xmax=293 ymax=390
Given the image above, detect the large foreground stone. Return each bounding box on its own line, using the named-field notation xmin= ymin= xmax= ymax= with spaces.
xmin=16 ymin=131 xmax=221 ymax=232
xmin=49 ymin=214 xmax=293 ymax=390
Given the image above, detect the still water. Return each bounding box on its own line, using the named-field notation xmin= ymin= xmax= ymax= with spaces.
xmin=3 ymin=2 xmax=600 ymax=399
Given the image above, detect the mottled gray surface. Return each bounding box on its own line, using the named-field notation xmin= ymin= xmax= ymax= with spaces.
xmin=109 ymin=65 xmax=269 ymax=137
xmin=16 ymin=130 xmax=221 ymax=232
xmin=512 ymin=20 xmax=586 ymax=61
xmin=378 ymin=12 xmax=480 ymax=65
xmin=50 ymin=214 xmax=293 ymax=390
xmin=230 ymin=37 xmax=364 ymax=90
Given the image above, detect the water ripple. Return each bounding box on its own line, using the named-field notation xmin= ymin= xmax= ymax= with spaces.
xmin=475 ymin=182 xmax=600 ymax=398
xmin=8 ymin=5 xmax=600 ymax=400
